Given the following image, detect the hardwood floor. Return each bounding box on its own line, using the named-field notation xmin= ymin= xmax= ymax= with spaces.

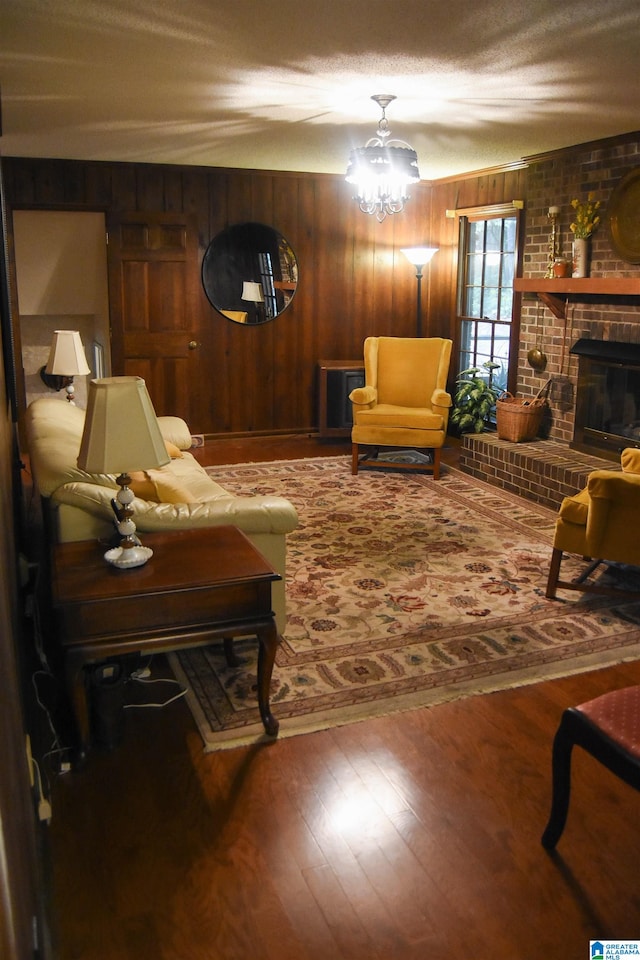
xmin=192 ymin=432 xmax=357 ymax=467
xmin=48 ymin=436 xmax=640 ymax=959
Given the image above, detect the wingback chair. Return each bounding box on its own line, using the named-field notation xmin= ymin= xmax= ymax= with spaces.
xmin=349 ymin=336 xmax=453 ymax=478
xmin=546 ymin=447 xmax=640 ymax=598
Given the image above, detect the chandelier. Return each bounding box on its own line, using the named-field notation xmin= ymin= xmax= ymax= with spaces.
xmin=346 ymin=95 xmax=420 ymax=222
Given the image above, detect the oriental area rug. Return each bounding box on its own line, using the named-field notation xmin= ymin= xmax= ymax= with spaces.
xmin=169 ymin=457 xmax=640 ymax=751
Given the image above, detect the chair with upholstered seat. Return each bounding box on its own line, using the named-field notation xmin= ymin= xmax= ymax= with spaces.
xmin=545 ymin=447 xmax=640 ymax=599
xmin=349 ymin=336 xmax=453 ymax=478
xmin=541 ymin=685 xmax=640 ymax=848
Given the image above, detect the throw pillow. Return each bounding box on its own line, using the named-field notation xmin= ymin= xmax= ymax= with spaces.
xmin=165 ymin=440 xmax=183 ymax=459
xmin=145 ymin=469 xmax=196 ymax=504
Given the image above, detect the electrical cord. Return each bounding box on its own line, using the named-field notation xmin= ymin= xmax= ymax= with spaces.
xmin=25 ymin=556 xmax=75 ymax=772
xmin=130 ymin=655 xmax=153 ymax=679
xmin=124 ymin=675 xmax=188 ymax=709
xmin=31 ymin=754 xmax=52 ymax=823
xmin=31 ymin=669 xmax=73 ymax=772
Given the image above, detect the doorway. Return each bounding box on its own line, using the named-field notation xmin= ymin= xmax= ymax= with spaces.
xmin=12 ymin=210 xmax=110 ymax=410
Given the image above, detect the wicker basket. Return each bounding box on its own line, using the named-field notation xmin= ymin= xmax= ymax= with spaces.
xmin=496 ymin=389 xmax=547 ymax=442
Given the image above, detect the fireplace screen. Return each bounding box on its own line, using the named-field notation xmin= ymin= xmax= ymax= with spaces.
xmin=571 ymin=338 xmax=640 ymax=460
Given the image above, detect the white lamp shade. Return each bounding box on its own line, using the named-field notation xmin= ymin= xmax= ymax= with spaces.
xmin=45 ymin=330 xmax=91 ymax=376
xmin=401 ymin=247 xmax=438 ymax=267
xmin=241 ymin=281 xmax=264 ymax=303
xmin=77 ymin=376 xmax=171 ymax=475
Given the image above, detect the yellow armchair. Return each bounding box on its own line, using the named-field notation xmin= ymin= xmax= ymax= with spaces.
xmin=546 ymin=447 xmax=640 ymax=598
xmin=349 ymin=336 xmax=453 ymax=478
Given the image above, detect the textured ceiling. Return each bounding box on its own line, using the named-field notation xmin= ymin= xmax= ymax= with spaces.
xmin=1 ymin=0 xmax=640 ymax=180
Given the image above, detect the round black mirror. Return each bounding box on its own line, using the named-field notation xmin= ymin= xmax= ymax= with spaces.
xmin=201 ymin=222 xmax=298 ymax=324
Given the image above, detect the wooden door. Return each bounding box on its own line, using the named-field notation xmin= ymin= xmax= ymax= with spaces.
xmin=107 ymin=211 xmax=203 ymax=424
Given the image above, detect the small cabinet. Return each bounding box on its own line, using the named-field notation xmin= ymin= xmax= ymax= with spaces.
xmin=317 ymin=360 xmax=365 ymax=437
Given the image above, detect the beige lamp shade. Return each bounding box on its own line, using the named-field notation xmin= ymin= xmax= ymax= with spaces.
xmin=401 ymin=246 xmax=438 ymax=267
xmin=241 ymin=281 xmax=264 ymax=303
xmin=45 ymin=330 xmax=91 ymax=376
xmin=77 ymin=376 xmax=171 ymax=475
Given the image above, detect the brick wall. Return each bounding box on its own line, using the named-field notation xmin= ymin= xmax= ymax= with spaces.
xmin=518 ymin=135 xmax=640 ymax=445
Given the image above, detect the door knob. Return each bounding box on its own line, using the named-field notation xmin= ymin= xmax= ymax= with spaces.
xmin=188 ymin=340 xmax=199 ymax=350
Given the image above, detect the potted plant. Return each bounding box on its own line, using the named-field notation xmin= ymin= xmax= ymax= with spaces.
xmin=450 ymin=361 xmax=501 ymax=434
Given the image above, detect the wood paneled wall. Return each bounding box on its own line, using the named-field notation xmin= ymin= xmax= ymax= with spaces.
xmin=0 ymin=282 xmax=47 ymax=957
xmin=3 ymin=156 xmax=527 ymax=436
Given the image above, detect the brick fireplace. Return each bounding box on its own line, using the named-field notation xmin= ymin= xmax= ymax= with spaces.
xmin=458 ymin=131 xmax=640 ymax=508
xmin=458 ymin=435 xmax=621 ymax=511
xmin=571 ymin=337 xmax=640 ymax=460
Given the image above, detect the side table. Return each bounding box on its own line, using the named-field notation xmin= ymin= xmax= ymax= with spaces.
xmin=50 ymin=526 xmax=282 ymax=760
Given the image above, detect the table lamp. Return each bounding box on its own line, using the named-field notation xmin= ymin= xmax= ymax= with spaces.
xmin=40 ymin=330 xmax=91 ymax=402
xmin=77 ymin=376 xmax=170 ymax=569
xmin=241 ymin=280 xmax=265 ymax=322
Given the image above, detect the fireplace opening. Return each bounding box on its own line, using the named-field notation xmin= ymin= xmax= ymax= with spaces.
xmin=571 ymin=338 xmax=640 ymax=461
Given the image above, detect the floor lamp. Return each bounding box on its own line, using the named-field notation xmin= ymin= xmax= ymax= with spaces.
xmin=401 ymin=247 xmax=438 ymax=337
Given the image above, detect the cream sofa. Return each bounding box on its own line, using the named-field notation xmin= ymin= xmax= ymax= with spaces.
xmin=25 ymin=397 xmax=298 ymax=630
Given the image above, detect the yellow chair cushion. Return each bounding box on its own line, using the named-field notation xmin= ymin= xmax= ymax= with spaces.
xmin=354 ymin=404 xmax=444 ymax=430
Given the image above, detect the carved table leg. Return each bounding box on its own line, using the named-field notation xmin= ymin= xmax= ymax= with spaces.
xmin=65 ymin=655 xmax=90 ymax=766
xmin=223 ymin=637 xmax=241 ymax=667
xmin=256 ymin=622 xmax=281 ymax=736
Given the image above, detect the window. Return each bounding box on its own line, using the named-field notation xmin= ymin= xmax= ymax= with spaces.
xmin=258 ymin=251 xmax=277 ymax=320
xmin=456 ymin=207 xmax=521 ymax=394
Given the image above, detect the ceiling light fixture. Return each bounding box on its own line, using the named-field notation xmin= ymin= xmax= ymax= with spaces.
xmin=346 ymin=95 xmax=421 ymax=222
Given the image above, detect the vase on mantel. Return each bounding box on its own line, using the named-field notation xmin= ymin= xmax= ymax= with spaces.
xmin=572 ymin=237 xmax=590 ymax=278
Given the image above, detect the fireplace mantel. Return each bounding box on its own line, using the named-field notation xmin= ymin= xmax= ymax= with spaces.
xmin=514 ymin=277 xmax=640 ymax=320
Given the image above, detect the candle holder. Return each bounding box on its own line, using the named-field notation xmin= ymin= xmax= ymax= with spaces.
xmin=545 ymin=206 xmax=560 ymax=278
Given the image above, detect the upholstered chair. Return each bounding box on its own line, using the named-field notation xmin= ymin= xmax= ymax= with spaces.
xmin=546 ymin=447 xmax=640 ymax=598
xmin=349 ymin=336 xmax=453 ymax=478
xmin=541 ymin=684 xmax=640 ymax=849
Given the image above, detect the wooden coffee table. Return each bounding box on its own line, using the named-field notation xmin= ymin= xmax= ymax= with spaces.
xmin=50 ymin=526 xmax=282 ymax=760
